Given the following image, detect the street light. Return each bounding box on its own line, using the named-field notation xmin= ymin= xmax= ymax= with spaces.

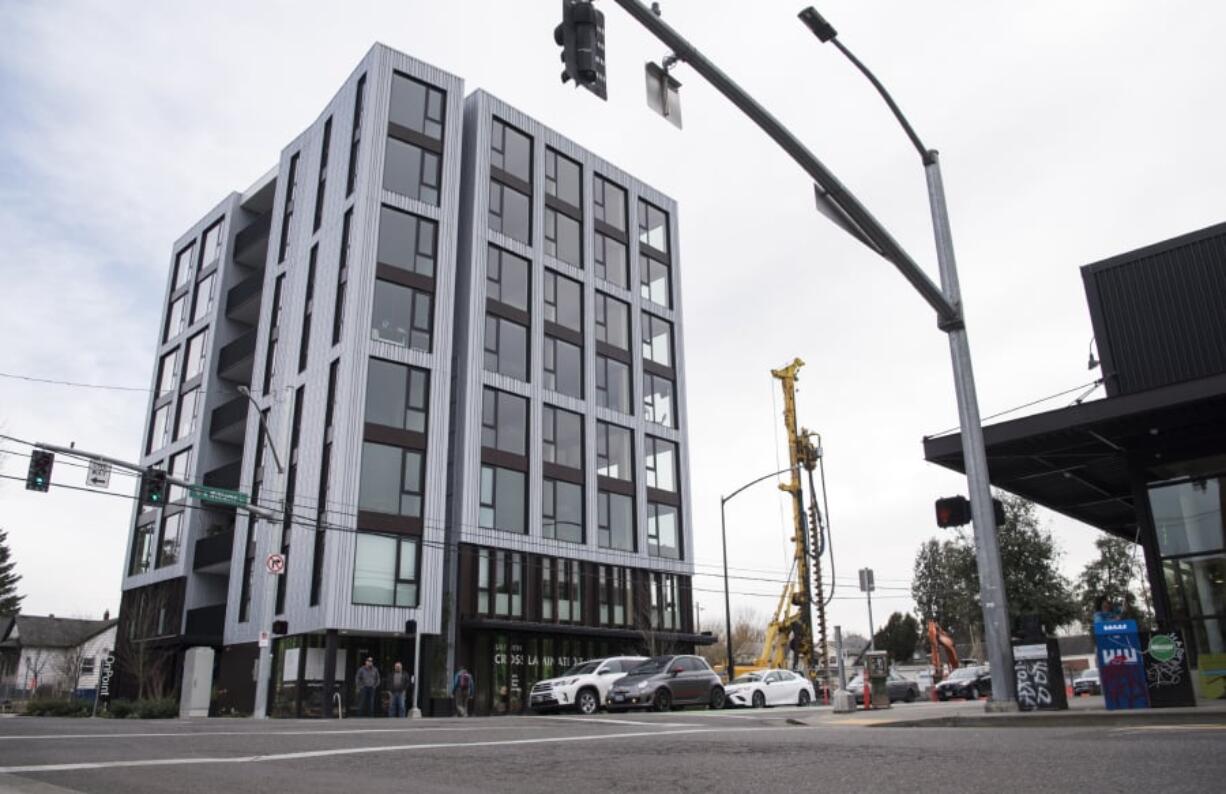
xmin=798 ymin=5 xmax=1017 ymax=709
xmin=720 ymin=467 xmax=792 ymax=681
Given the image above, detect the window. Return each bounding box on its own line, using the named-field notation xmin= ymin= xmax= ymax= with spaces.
xmin=1150 ymin=476 xmax=1225 ymax=556
xmin=648 ymin=503 xmax=681 ymax=559
xmin=484 ymin=315 xmax=528 ymax=381
xmin=299 ymin=246 xmax=317 ymax=372
xmin=543 ymin=336 xmax=582 ymax=398
xmin=599 ymin=565 xmax=634 ymax=626
xmin=201 ymin=219 xmax=224 ymax=267
xmin=172 ymin=243 xmax=195 ymax=290
xmin=164 ymin=295 xmax=186 ymax=342
xmin=353 ymin=532 xmax=419 ymax=607
xmin=544 ymin=270 xmax=582 ymax=332
xmin=489 ymin=181 xmax=531 ymax=244
xmin=371 ymin=279 xmax=432 ymax=351
xmin=478 ymin=548 xmax=523 ymax=617
xmin=184 ymin=330 xmax=208 ymax=381
xmin=481 ymin=388 xmax=527 ymax=455
xmin=543 ymin=479 xmax=584 ymax=543
xmin=384 ymin=137 xmax=441 ymax=204
xmin=598 ymin=491 xmax=635 ymax=551
xmin=486 ymin=246 xmax=530 ymax=311
xmin=168 ymin=448 xmax=192 ymax=503
xmin=346 ymin=74 xmax=366 ymax=196
xmin=156 ymin=350 xmax=179 ymax=397
xmin=596 ymin=422 xmax=633 ymax=481
xmin=645 ymin=436 xmax=678 ymax=492
xmin=545 ymin=148 xmax=581 ymax=208
xmin=191 ymin=272 xmax=216 ymax=324
xmin=156 ymin=512 xmax=183 ymax=568
xmin=479 ymin=465 xmax=526 ymax=533
xmin=594 ymin=232 xmax=628 ymax=289
xmin=263 ymin=275 xmax=285 ymax=396
xmin=490 ymin=119 xmax=532 ymax=183
xmin=638 ymin=199 xmax=669 ymax=254
xmin=147 ymin=404 xmax=170 ymax=454
xmin=594 ymin=175 xmax=627 ymax=231
xmin=544 ymin=208 xmax=581 ymax=267
xmin=129 ymin=522 xmax=154 ymax=575
xmin=596 ymin=355 xmax=632 ymax=414
xmin=651 ymin=572 xmax=680 ymax=628
xmin=390 ymin=73 xmax=445 ymax=140
xmin=366 ymin=358 xmax=429 ymax=432
xmin=333 ymin=209 xmax=353 ymax=345
xmin=358 ymin=442 xmax=424 ymax=517
xmin=313 ymin=117 xmax=331 ymax=232
xmin=80 ymin=656 xmax=96 ymax=676
xmin=642 ymin=313 xmax=673 ymax=368
xmin=378 ymin=205 xmax=437 ymax=278
xmin=548 ymin=558 xmax=582 ymax=623
xmin=278 ymin=152 xmax=299 ymax=263
xmin=543 ymin=405 xmax=582 ymax=469
xmin=643 ymin=372 xmax=675 ymax=428
xmin=175 ymin=388 xmax=201 ymax=441
xmin=596 ymin=293 xmax=630 ymax=349
xmin=640 ymin=255 xmax=672 ymax=308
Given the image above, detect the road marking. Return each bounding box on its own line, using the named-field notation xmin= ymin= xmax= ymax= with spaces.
xmin=0 ymin=726 xmax=797 ymax=775
xmin=0 ymin=725 xmax=536 ymax=742
xmin=1111 ymin=724 xmax=1226 ymax=734
xmin=530 ymin=715 xmax=688 ymax=727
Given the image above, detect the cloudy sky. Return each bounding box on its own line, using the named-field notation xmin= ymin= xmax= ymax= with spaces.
xmin=1 ymin=1 xmax=1223 ymax=637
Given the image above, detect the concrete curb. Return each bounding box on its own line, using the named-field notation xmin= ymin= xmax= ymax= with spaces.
xmin=872 ymin=709 xmax=1226 ymax=729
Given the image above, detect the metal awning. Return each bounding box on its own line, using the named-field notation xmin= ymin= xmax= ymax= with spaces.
xmin=923 ymin=373 xmax=1226 ymax=538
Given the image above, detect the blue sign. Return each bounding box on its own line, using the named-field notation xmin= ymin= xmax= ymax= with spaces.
xmin=1093 ymin=619 xmax=1149 ymax=711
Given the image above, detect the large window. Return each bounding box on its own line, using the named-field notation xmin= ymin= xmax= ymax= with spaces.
xmin=544 ymin=208 xmax=581 ymax=267
xmin=200 ymin=219 xmax=224 ymax=268
xmin=598 ymin=491 xmax=635 ymax=551
xmin=365 ymin=358 xmax=429 ymax=432
xmin=278 ymin=152 xmax=299 ymax=263
xmin=596 ymin=355 xmax=632 ymax=414
xmin=543 ymin=479 xmax=584 ymax=543
xmin=484 ymin=315 xmax=528 ymax=381
xmin=481 ymin=388 xmax=527 ymax=455
xmin=489 ymin=180 xmax=531 ymax=244
xmin=192 ymin=272 xmax=216 ymax=324
xmin=378 ymin=205 xmax=437 ymax=278
xmin=478 ymin=548 xmax=523 ymax=617
xmin=346 ymin=74 xmax=366 ymax=196
xmin=490 ymin=118 xmax=532 ymax=183
xmin=593 ymin=175 xmax=627 ymax=231
xmin=147 ymin=404 xmax=170 ymax=455
xmin=172 ymin=243 xmax=194 ymax=290
xmin=596 ymin=422 xmax=633 ymax=481
xmin=384 ymin=137 xmax=441 ymax=204
xmin=543 ymin=558 xmax=582 ymax=623
xmin=390 ymin=73 xmax=445 ymax=140
xmin=156 ymin=512 xmax=183 ymax=568
xmin=156 ymin=350 xmax=179 ymax=397
xmin=638 ymin=199 xmax=669 ymax=254
xmin=544 ymin=270 xmax=582 ymax=332
xmin=358 ymin=442 xmax=424 ymax=518
xmin=642 ymin=313 xmax=673 ymax=368
xmin=640 ymin=255 xmax=672 ymax=308
xmin=543 ymin=405 xmax=583 ymax=469
xmin=184 ymin=329 xmax=208 ymax=381
xmin=543 ymin=336 xmax=582 ymax=398
xmin=129 ymin=522 xmax=154 ymax=575
xmin=480 ymin=465 xmax=526 ymax=533
xmin=598 ymin=565 xmax=634 ymax=626
xmin=645 ymin=436 xmax=678 ymax=492
xmin=643 ymin=372 xmax=675 ymax=428
xmin=175 ymin=388 xmax=200 ymax=441
xmin=650 ymin=572 xmax=680 ymax=629
xmin=594 ymin=232 xmax=628 ymax=289
xmin=647 ymin=503 xmax=681 ymax=559
xmin=168 ymin=448 xmax=192 ymax=503
xmin=1151 ymin=476 xmax=1225 ymax=557
xmin=596 ymin=293 xmax=630 ymax=349
xmin=164 ymin=294 xmax=186 ymax=342
xmin=371 ymin=279 xmax=432 ymax=352
xmin=313 ymin=118 xmax=331 ymax=232
xmin=545 ymin=148 xmax=581 ymax=208
xmin=353 ymin=532 xmax=419 ymax=607
xmin=486 ymin=246 xmax=530 ymax=311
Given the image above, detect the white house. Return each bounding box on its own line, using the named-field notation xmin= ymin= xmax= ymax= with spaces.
xmin=0 ymin=614 xmax=118 ymax=697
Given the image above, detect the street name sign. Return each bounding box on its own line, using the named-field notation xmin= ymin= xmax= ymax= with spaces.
xmin=190 ymin=484 xmax=249 ymax=507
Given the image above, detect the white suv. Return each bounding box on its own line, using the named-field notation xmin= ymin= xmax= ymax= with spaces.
xmin=529 ymin=656 xmax=647 ymax=715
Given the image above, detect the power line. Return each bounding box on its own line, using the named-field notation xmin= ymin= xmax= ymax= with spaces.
xmin=0 ymin=370 xmax=241 ymax=398
xmin=927 ymin=378 xmax=1104 ymax=437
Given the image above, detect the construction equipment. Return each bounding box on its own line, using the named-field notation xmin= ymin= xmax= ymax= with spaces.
xmin=927 ymin=619 xmax=960 ymax=684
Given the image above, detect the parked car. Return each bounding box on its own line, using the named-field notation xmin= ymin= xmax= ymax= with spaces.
xmin=1072 ymin=668 xmax=1101 ymax=696
xmin=529 ymin=656 xmax=647 ymax=715
xmin=724 ymin=669 xmax=815 ymax=708
xmin=846 ymin=670 xmax=921 ymax=704
xmin=934 ymin=666 xmax=992 ymax=701
xmin=606 ymin=654 xmax=726 ymax=712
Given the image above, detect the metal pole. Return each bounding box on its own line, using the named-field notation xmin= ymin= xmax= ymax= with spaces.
xmin=720 ymin=497 xmax=735 ymax=682
xmin=866 ymin=587 xmax=875 ymax=651
xmin=925 ymin=153 xmax=1016 ymax=709
xmin=409 ymin=627 xmax=423 ymax=719
xmin=834 ymin=626 xmax=847 ymax=690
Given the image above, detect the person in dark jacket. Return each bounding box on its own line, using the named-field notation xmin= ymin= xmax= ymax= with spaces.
xmin=355 ymin=657 xmax=381 ymax=717
xmin=388 ymin=661 xmax=409 ymax=718
xmin=451 ymin=666 xmax=474 ymax=717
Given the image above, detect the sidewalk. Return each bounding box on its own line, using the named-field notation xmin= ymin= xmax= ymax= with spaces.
xmin=829 ymin=696 xmax=1226 ymax=729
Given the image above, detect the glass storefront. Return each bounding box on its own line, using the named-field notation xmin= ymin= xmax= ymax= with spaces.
xmin=268 ymin=634 xmax=420 ymax=718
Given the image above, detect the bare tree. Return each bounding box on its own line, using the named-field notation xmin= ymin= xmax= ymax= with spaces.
xmin=695 ymin=607 xmax=766 ymax=669
xmin=114 ymin=588 xmax=175 ymax=700
xmin=23 ymin=649 xmax=51 ymax=695
xmin=54 ymin=645 xmax=85 ymax=697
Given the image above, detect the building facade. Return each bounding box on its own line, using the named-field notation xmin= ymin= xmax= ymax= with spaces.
xmin=116 ymin=44 xmax=703 ymax=717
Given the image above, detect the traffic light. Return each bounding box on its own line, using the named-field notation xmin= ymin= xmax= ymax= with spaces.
xmin=25 ymin=450 xmax=54 ymax=492
xmin=271 ymin=620 xmax=289 ymax=635
xmin=404 ymin=619 xmax=417 ymax=635
xmin=935 ymin=495 xmax=1007 ymax=528
xmin=554 ymin=0 xmax=607 ymax=100
xmin=139 ymin=468 xmax=168 ymax=507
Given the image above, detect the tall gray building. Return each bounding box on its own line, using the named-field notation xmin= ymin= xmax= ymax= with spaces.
xmin=117 ymin=43 xmax=702 ymax=718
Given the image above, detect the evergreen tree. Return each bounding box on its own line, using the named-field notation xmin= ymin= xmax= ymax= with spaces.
xmin=873 ymin=612 xmax=921 ymax=664
xmin=0 ymin=528 xmax=23 ymax=616
xmin=1076 ymin=535 xmax=1150 ymax=628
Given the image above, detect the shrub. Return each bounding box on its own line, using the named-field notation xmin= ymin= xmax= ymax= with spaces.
xmin=132 ymin=697 xmax=179 ymax=719
xmin=25 ymin=698 xmax=91 ymax=717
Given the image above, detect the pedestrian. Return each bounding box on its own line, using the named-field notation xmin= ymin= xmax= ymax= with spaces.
xmin=355 ymin=657 xmax=380 ymax=717
xmin=451 ymin=665 xmax=474 ymax=717
xmin=388 ymin=661 xmax=409 ymax=718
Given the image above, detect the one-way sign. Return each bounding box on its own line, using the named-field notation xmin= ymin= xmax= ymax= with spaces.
xmin=86 ymin=460 xmax=111 ymax=488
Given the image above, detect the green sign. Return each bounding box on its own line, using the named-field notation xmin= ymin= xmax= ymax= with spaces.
xmin=189 ymin=485 xmax=249 ymax=508
xmin=1147 ymin=634 xmax=1177 ymax=663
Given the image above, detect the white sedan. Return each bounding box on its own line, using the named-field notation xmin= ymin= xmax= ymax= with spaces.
xmin=724 ymin=669 xmax=815 ymax=708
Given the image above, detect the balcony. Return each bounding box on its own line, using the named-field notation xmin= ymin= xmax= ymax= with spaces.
xmin=226 ymin=272 xmax=264 ymax=326
xmin=233 ymin=214 xmax=270 ymax=268
xmin=209 ymin=394 xmax=249 ymax=445
xmin=203 ymin=459 xmax=242 ymax=491
xmin=183 ymin=604 xmax=226 ymax=643
xmin=193 ymin=529 xmax=235 ymax=575
xmin=217 ymin=328 xmax=257 ymax=385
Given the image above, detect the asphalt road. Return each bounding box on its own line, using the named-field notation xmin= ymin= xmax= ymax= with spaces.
xmin=1 ymin=703 xmax=1223 ymax=793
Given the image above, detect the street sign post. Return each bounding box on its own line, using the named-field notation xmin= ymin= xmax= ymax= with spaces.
xmin=86 ymin=460 xmax=111 ymax=488
xmin=190 ymin=484 xmax=250 ymax=507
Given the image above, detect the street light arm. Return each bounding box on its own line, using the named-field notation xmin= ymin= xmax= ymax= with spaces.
xmin=721 ymin=466 xmax=795 ymax=505
xmin=827 ymin=38 xmax=931 ymax=164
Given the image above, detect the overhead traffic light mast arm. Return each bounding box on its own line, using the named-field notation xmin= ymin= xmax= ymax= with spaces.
xmin=609 ymin=0 xmax=959 ymax=329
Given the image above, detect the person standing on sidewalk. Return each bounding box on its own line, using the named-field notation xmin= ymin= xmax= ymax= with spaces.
xmin=355 ymin=657 xmax=381 ymax=717
xmin=387 ymin=661 xmax=409 ymax=718
xmin=452 ymin=666 xmax=474 ymax=717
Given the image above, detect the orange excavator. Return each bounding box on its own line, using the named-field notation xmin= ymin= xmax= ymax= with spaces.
xmin=928 ymin=620 xmax=959 ymax=686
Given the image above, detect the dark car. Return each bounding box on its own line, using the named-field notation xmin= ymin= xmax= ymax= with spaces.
xmin=847 ymin=670 xmax=921 ymax=704
xmin=1072 ymin=669 xmax=1101 ymax=696
xmin=606 ymin=654 xmax=726 ymax=712
xmin=935 ymin=666 xmax=992 ymax=701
